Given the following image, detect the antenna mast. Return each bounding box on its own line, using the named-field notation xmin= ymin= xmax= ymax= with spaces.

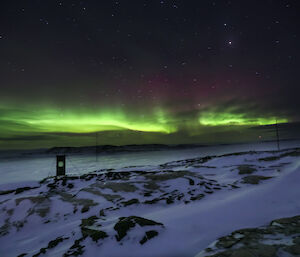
xmin=275 ymin=118 xmax=280 ymax=151
xmin=96 ymin=132 xmax=98 ymax=162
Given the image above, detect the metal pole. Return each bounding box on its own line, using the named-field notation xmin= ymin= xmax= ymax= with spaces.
xmin=276 ymin=118 xmax=280 ymax=151
xmin=96 ymin=132 xmax=98 ymax=162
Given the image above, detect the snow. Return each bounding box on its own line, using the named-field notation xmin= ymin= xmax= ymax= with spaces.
xmin=193 ymin=157 xmax=300 ymax=257
xmin=1 ymin=140 xmax=299 ymax=185
xmin=0 ymin=142 xmax=299 ymax=257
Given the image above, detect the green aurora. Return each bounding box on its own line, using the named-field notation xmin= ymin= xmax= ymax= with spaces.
xmin=0 ymin=104 xmax=291 ymax=149
xmin=5 ymin=107 xmax=176 ymax=134
xmin=0 ymin=1 xmax=298 ymax=150
xmin=199 ymin=111 xmax=288 ymax=126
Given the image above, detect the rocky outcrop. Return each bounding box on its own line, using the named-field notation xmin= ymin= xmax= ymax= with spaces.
xmin=197 ymin=215 xmax=300 ymax=257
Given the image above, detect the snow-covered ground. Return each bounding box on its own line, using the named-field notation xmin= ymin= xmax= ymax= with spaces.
xmin=1 ymin=140 xmax=300 ymax=185
xmin=0 ymin=145 xmax=300 ymax=257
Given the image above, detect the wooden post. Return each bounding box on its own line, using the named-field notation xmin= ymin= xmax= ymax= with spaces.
xmin=56 ymin=155 xmax=66 ymax=176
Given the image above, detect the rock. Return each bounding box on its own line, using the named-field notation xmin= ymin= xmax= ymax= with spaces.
xmin=271 ymin=215 xmax=300 ymax=226
xmin=81 ymin=227 xmax=108 ymax=242
xmin=64 ymin=238 xmax=85 ymax=256
xmin=166 ymin=197 xmax=174 ymax=204
xmin=190 ymin=194 xmax=205 ymax=201
xmin=187 ymin=178 xmax=195 ymax=185
xmin=81 ymin=216 xmax=98 ymax=227
xmin=121 ymin=198 xmax=140 ymax=206
xmin=143 ymin=191 xmax=152 ymax=197
xmin=231 ymin=249 xmax=255 ymax=257
xmin=48 ymin=237 xmax=65 ymax=249
xmin=144 ymin=198 xmax=162 ymax=204
xmin=114 ymin=217 xmax=135 ymax=241
xmin=15 ymin=186 xmax=39 ymax=194
xmin=216 ymin=236 xmax=239 ymax=249
xmin=250 ymin=244 xmax=277 ymax=257
xmin=32 ymin=236 xmax=68 ymax=257
xmin=98 ymin=182 xmax=138 ymax=192
xmin=258 ymin=156 xmax=280 ymax=162
xmin=80 ymin=216 xmax=108 ymax=242
xmin=200 ymin=215 xmax=300 ymax=257
xmin=81 ymin=205 xmax=90 ymax=213
xmin=67 ymin=183 xmax=74 ymax=189
xmin=140 ymin=230 xmax=159 ymax=245
xmin=0 ymin=189 xmax=15 ymax=195
xmin=237 ymin=165 xmax=256 ymax=175
xmin=17 ymin=254 xmax=27 ymax=257
xmin=242 ymin=175 xmax=272 ymax=184
xmin=293 ymin=236 xmax=300 ymax=244
xmin=114 ymin=216 xmax=163 ymax=241
xmin=285 ymin=244 xmax=300 ymax=255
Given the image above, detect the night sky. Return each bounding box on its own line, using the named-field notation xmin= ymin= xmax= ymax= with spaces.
xmin=0 ymin=0 xmax=299 ymax=149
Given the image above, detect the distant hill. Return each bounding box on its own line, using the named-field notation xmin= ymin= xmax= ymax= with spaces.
xmin=45 ymin=144 xmax=207 ymax=154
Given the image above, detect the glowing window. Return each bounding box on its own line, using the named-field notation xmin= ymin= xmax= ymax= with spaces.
xmin=58 ymin=161 xmax=64 ymax=167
